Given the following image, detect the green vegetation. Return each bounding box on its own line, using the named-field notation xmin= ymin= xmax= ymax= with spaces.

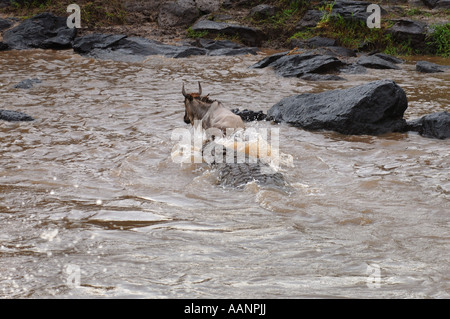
xmin=427 ymin=23 xmax=450 ymax=57
xmin=187 ymin=27 xmax=209 ymax=39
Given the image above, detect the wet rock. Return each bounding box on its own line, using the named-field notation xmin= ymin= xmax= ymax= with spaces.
xmin=416 ymin=60 xmax=447 ymax=73
xmin=295 ymin=9 xmax=323 ymax=30
xmin=267 ymin=79 xmax=408 ymax=135
xmin=371 ymin=52 xmax=404 ymax=64
xmin=72 ymin=34 xmax=128 ymax=54
xmin=339 ymin=64 xmax=367 ymax=74
xmin=313 ymin=46 xmax=357 ymax=57
xmin=407 ymin=112 xmax=450 ymax=139
xmin=0 ymin=18 xmax=12 ymax=31
xmin=193 ymin=38 xmax=258 ymax=55
xmin=300 ymin=73 xmax=346 ymax=81
xmin=73 ymin=34 xmax=258 ymax=61
xmin=357 ymin=55 xmax=401 ymax=69
xmin=250 ymin=51 xmax=288 ymax=69
xmin=269 ymin=52 xmax=345 ymax=77
xmin=13 ymin=78 xmax=42 ymax=89
xmin=328 ymin=0 xmax=386 ymax=23
xmin=231 ymin=109 xmax=267 ymax=121
xmin=387 ymin=19 xmax=427 ymax=49
xmin=216 ymin=161 xmax=288 ymax=189
xmin=0 ymin=42 xmax=9 ymax=51
xmin=0 ymin=110 xmax=34 ymax=122
xmin=248 ymin=4 xmax=278 ymax=19
xmin=158 ymin=0 xmax=200 ymax=28
xmin=190 ymin=20 xmax=265 ymax=46
xmin=421 ymin=0 xmax=450 ymax=9
xmin=3 ymin=12 xmax=77 ymax=50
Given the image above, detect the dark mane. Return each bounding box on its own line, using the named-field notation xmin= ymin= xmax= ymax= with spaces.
xmin=190 ymin=93 xmax=214 ymax=104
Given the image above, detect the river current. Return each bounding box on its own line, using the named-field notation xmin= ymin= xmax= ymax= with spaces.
xmin=0 ymin=49 xmax=449 ymax=298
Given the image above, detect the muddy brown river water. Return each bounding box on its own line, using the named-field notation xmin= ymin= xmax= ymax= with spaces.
xmin=0 ymin=49 xmax=449 ymax=298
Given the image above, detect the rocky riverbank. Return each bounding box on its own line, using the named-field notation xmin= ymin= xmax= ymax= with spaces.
xmin=0 ymin=1 xmax=449 ymax=139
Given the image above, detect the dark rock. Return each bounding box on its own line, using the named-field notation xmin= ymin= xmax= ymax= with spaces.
xmin=339 ymin=64 xmax=367 ymax=74
xmin=300 ymin=73 xmax=346 ymax=81
xmin=248 ymin=4 xmax=278 ymax=19
xmin=357 ymin=55 xmax=401 ymax=69
xmin=371 ymin=52 xmax=404 ymax=64
xmin=313 ymin=46 xmax=357 ymax=57
xmin=13 ymin=78 xmax=42 ymax=89
xmin=416 ymin=60 xmax=447 ymax=73
xmin=407 ymin=112 xmax=450 ymax=139
xmin=296 ymin=9 xmax=323 ymax=30
xmin=158 ymin=0 xmax=200 ymax=27
xmin=72 ymin=34 xmax=127 ymax=54
xmin=269 ymin=52 xmax=345 ymax=77
xmin=421 ymin=0 xmax=450 ymax=8
xmin=387 ymin=19 xmax=427 ymax=49
xmin=216 ymin=161 xmax=288 ymax=189
xmin=190 ymin=20 xmax=265 ymax=46
xmin=207 ymin=47 xmax=258 ymax=56
xmin=3 ymin=13 xmax=76 ymax=50
xmin=0 ymin=18 xmax=12 ymax=31
xmin=195 ymin=0 xmax=222 ymax=13
xmin=73 ymin=34 xmax=258 ymax=61
xmin=328 ymin=0 xmax=386 ymax=23
xmin=0 ymin=42 xmax=9 ymax=51
xmin=0 ymin=109 xmax=34 ymax=122
xmin=195 ymin=39 xmax=244 ymax=50
xmin=249 ymin=51 xmax=288 ymax=69
xmin=231 ymin=109 xmax=267 ymax=121
xmin=267 ymin=79 xmax=408 ymax=135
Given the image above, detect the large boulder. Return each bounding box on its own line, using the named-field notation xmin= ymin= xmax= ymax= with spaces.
xmin=407 ymin=112 xmax=450 ymax=139
xmin=387 ymin=19 xmax=427 ymax=49
xmin=72 ymin=33 xmax=257 ymax=61
xmin=0 ymin=18 xmax=12 ymax=31
xmin=357 ymin=55 xmax=401 ymax=70
xmin=416 ymin=60 xmax=448 ymax=73
xmin=158 ymin=0 xmax=200 ymax=27
xmin=190 ymin=20 xmax=265 ymax=46
xmin=327 ymin=0 xmax=386 ymax=23
xmin=3 ymin=12 xmax=77 ymax=50
xmin=267 ymin=80 xmax=408 ymax=135
xmin=252 ymin=51 xmax=344 ymax=78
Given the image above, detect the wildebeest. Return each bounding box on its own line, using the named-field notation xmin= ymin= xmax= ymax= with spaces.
xmin=181 ymin=82 xmax=245 ymax=134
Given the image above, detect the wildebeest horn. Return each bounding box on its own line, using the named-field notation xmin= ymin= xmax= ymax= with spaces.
xmin=182 ymin=83 xmax=188 ymax=98
xmin=198 ymin=81 xmax=202 ymax=96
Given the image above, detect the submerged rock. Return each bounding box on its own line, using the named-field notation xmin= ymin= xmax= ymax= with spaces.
xmin=416 ymin=60 xmax=448 ymax=73
xmin=0 ymin=109 xmax=34 ymax=122
xmin=231 ymin=109 xmax=267 ymax=121
xmin=190 ymin=20 xmax=265 ymax=46
xmin=13 ymin=78 xmax=42 ymax=89
xmin=256 ymin=51 xmax=344 ymax=78
xmin=357 ymin=55 xmax=401 ymax=70
xmin=73 ymin=34 xmax=257 ymax=61
xmin=407 ymin=112 xmax=450 ymax=139
xmin=3 ymin=12 xmax=76 ymax=50
xmin=267 ymin=79 xmax=408 ymax=135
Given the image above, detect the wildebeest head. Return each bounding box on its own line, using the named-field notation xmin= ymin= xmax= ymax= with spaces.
xmin=181 ymin=82 xmax=213 ymax=125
